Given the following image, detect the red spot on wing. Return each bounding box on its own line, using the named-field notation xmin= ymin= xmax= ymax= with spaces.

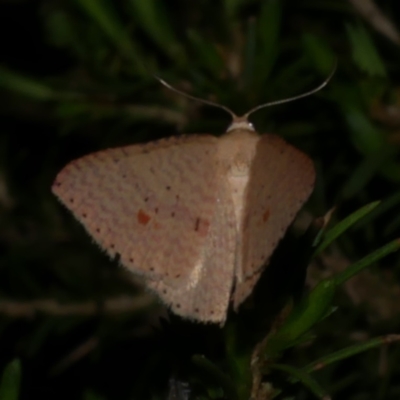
xmin=194 ymin=217 xmax=211 ymax=237
xmin=263 ymin=209 xmax=270 ymax=223
xmin=137 ymin=209 xmax=151 ymax=225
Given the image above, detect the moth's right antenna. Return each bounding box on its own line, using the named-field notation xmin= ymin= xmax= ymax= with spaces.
xmin=243 ymin=59 xmax=337 ymax=119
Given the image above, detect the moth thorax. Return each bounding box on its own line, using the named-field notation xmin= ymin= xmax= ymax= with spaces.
xmin=219 ymin=128 xmax=259 ymax=177
xmin=230 ymin=153 xmax=252 ymax=177
xmin=218 ymin=131 xmax=260 ymax=232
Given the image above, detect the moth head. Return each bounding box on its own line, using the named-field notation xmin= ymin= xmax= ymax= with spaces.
xmin=226 ymin=116 xmax=255 ymax=133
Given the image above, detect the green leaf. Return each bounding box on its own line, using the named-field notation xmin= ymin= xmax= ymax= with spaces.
xmin=331 ymin=83 xmax=390 ymax=161
xmin=343 ymin=105 xmax=387 ymax=156
xmin=84 ymin=390 xmax=105 ymax=400
xmin=0 ymin=360 xmax=21 ymax=400
xmin=301 ymin=334 xmax=400 ymax=376
xmin=186 ymin=30 xmax=225 ymax=78
xmin=0 ymin=67 xmax=54 ymax=100
xmin=266 ymin=237 xmax=399 ymax=357
xmin=334 ymin=239 xmax=400 ymax=286
xmin=243 ymin=18 xmax=257 ymax=89
xmin=127 ymin=0 xmax=184 ymax=62
xmin=340 ymin=155 xmax=386 ymax=199
xmin=75 ymin=0 xmax=143 ymax=72
xmin=192 ymin=355 xmax=239 ymax=400
xmin=313 ymin=201 xmax=380 ymax=256
xmin=270 ymin=363 xmax=330 ymax=399
xmin=43 ymin=10 xmax=90 ymax=61
xmin=44 ymin=10 xmax=75 ymax=48
xmin=224 ymin=0 xmax=247 ymax=18
xmin=223 ymin=321 xmax=252 ymax=400
xmin=26 ymin=320 xmax=57 ymax=356
xmin=253 ymin=0 xmax=282 ymax=88
xmin=353 ymin=191 xmax=400 ymax=229
xmin=266 ymin=280 xmax=336 ymax=355
xmin=302 ymin=33 xmax=336 ymax=75
xmin=346 ymin=23 xmax=387 ymax=77
xmin=258 ymin=0 xmax=281 ymax=60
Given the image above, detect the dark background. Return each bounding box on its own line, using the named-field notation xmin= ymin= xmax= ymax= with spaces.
xmin=1 ymin=0 xmax=400 ymax=399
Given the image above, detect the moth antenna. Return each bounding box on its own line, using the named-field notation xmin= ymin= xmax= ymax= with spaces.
xmin=243 ymin=59 xmax=337 ymax=119
xmin=154 ymin=75 xmax=237 ymax=120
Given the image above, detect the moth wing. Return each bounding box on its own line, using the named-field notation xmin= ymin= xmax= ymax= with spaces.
xmin=52 ymin=135 xmax=226 ymax=290
xmin=148 ymin=177 xmax=237 ymax=323
xmin=233 ymin=134 xmax=315 ymax=308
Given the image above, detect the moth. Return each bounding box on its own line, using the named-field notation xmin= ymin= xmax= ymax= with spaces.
xmin=52 ymin=73 xmax=333 ymax=324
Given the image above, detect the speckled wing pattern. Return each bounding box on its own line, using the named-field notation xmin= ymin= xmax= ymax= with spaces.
xmin=147 ymin=178 xmax=236 ymax=323
xmin=233 ymin=134 xmax=315 ymax=308
xmin=52 ymin=136 xmax=236 ymax=322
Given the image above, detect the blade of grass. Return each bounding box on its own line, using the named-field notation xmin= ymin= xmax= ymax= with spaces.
xmin=75 ymin=0 xmax=144 ymax=73
xmin=312 ymin=207 xmax=336 ymax=248
xmin=334 ymin=239 xmax=400 ymax=286
xmin=186 ymin=30 xmax=225 ymax=79
xmin=253 ymin=0 xmax=282 ymax=89
xmin=0 ymin=360 xmax=21 ymax=400
xmin=224 ymin=0 xmax=247 ymax=18
xmin=302 ymin=334 xmax=400 ymax=375
xmin=265 ymin=280 xmax=336 ymax=356
xmin=127 ymin=0 xmax=184 ymax=62
xmin=352 ymin=191 xmax=400 ymax=230
xmin=302 ymin=33 xmax=336 ymax=76
xmin=340 ymin=155 xmax=385 ymax=199
xmin=313 ymin=201 xmax=380 ymax=256
xmin=332 ymin=84 xmax=389 ymax=157
xmin=242 ymin=17 xmax=257 ymax=89
xmin=0 ymin=67 xmax=54 ymax=100
xmin=346 ymin=22 xmax=387 ymax=77
xmin=192 ymin=355 xmax=239 ymax=400
xmin=266 ymin=238 xmax=399 ymax=357
xmin=0 ymin=67 xmax=82 ymax=101
xmin=84 ymin=390 xmax=105 ymax=400
xmin=270 ymin=364 xmax=331 ymax=400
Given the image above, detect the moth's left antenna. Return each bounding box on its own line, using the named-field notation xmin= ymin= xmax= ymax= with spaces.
xmin=154 ymin=75 xmax=238 ymax=120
